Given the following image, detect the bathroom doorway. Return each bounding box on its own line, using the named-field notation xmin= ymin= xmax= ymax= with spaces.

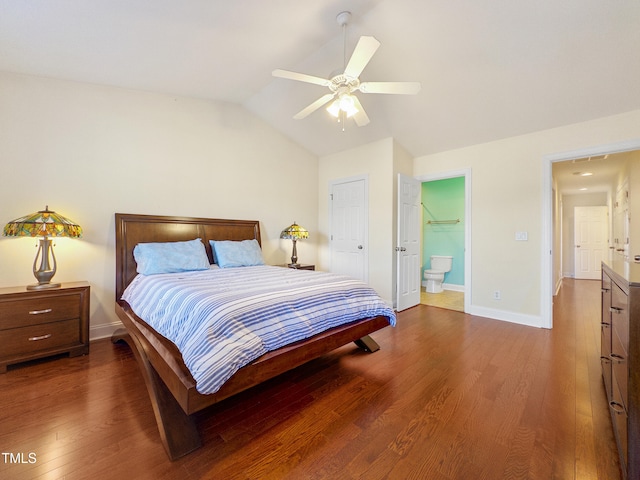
xmin=416 ymin=169 xmax=471 ymax=313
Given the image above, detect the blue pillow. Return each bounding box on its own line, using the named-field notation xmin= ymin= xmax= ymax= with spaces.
xmin=210 ymin=239 xmax=265 ymax=268
xmin=134 ymin=238 xmax=210 ymax=275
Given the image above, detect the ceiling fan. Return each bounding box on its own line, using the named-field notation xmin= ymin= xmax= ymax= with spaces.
xmin=272 ymin=11 xmax=421 ymax=127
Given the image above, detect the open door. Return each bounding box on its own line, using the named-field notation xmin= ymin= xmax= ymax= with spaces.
xmin=396 ymin=173 xmax=421 ymax=311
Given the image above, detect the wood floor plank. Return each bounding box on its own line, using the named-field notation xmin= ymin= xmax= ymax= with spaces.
xmin=0 ymin=279 xmax=622 ymax=479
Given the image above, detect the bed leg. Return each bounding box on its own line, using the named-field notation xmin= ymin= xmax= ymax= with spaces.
xmin=112 ymin=329 xmax=202 ymax=460
xmin=354 ymin=335 xmax=380 ymax=352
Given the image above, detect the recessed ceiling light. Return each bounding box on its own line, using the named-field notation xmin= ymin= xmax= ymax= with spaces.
xmin=581 ymin=172 xmax=593 ymax=176
xmin=579 ymin=187 xmax=588 ymax=191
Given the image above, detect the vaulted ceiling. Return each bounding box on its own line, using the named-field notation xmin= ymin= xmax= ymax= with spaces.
xmin=1 ymin=0 xmax=639 ymax=158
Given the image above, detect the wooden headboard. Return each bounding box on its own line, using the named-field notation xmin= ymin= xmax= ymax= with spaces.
xmin=115 ymin=213 xmax=261 ymax=300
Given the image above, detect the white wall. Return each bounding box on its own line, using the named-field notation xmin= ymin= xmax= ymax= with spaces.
xmin=414 ymin=109 xmax=640 ymax=327
xmin=0 ymin=72 xmax=319 ymax=339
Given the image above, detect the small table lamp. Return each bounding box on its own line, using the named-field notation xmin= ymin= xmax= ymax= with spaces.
xmin=280 ymin=221 xmax=309 ymax=267
xmin=3 ymin=206 xmax=83 ymax=290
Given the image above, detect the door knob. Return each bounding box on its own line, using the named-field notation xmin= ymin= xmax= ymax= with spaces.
xmin=357 ymin=245 xmax=363 ymax=250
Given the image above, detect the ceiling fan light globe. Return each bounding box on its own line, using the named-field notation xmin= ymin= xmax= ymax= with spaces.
xmin=339 ymin=94 xmax=355 ymax=110
xmin=344 ymin=104 xmax=359 ymax=118
xmin=340 ymin=94 xmax=358 ymax=117
xmin=326 ymin=100 xmax=340 ymax=117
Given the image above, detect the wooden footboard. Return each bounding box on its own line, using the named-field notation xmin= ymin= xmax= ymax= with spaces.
xmin=114 ymin=299 xmax=389 ymax=460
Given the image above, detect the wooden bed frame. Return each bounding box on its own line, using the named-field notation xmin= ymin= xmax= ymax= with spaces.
xmin=111 ymin=213 xmax=391 ymax=460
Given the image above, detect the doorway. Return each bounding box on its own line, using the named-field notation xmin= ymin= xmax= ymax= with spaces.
xmin=412 ymin=168 xmax=472 ymax=314
xmin=573 ymin=205 xmax=608 ymax=280
xmin=329 ymin=175 xmax=368 ymax=282
xmin=420 ymin=176 xmax=466 ymax=312
xmin=543 ymin=139 xmax=640 ymax=329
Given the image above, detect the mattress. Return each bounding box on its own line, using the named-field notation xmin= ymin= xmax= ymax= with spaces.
xmin=122 ymin=265 xmax=395 ymax=394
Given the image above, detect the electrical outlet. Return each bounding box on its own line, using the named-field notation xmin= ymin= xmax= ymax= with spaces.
xmin=493 ymin=290 xmax=501 ymax=300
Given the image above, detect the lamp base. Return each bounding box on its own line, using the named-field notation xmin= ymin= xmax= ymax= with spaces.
xmin=27 ymin=282 xmax=61 ymax=291
xmin=287 ymin=263 xmax=301 ymax=268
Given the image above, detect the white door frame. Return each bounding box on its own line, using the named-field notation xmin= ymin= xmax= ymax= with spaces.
xmin=328 ymin=174 xmax=369 ymax=282
xmin=415 ymin=168 xmax=472 ymax=313
xmin=542 ymin=138 xmax=640 ymax=329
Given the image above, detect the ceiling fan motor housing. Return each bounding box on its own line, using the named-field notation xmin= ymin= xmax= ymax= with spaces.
xmin=329 ymin=75 xmax=360 ymax=94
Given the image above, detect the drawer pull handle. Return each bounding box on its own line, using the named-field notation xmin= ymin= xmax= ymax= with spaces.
xmin=609 ymin=401 xmax=625 ymax=415
xmin=609 ymin=307 xmax=623 ymax=314
xmin=601 ymin=321 xmax=610 ymax=328
xmin=29 ymin=308 xmax=53 ymax=315
xmin=610 ymin=353 xmax=625 ymax=364
xmin=28 ymin=334 xmax=52 ymax=342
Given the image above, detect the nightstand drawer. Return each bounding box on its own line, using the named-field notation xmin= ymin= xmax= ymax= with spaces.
xmin=0 ymin=318 xmax=81 ymax=357
xmin=0 ymin=294 xmax=81 ymax=330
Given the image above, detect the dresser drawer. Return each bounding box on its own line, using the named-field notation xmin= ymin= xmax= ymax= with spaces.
xmin=0 ymin=293 xmax=81 ymax=330
xmin=0 ymin=319 xmax=81 ymax=358
xmin=611 ymin=381 xmax=628 ymax=469
xmin=611 ymin=337 xmax=628 ymax=409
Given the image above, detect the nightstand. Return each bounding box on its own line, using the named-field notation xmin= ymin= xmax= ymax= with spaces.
xmin=0 ymin=282 xmax=90 ymax=372
xmin=279 ymin=264 xmax=315 ymax=271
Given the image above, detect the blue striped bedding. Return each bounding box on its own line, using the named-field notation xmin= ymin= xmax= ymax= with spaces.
xmin=121 ymin=265 xmax=396 ymax=394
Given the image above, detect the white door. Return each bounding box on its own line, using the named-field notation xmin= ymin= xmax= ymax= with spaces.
xmin=330 ymin=177 xmax=368 ymax=281
xmin=574 ymin=205 xmax=608 ymax=280
xmin=396 ymin=174 xmax=422 ymax=311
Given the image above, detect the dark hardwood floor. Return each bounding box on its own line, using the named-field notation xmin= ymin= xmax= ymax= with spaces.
xmin=0 ymin=279 xmax=621 ymax=479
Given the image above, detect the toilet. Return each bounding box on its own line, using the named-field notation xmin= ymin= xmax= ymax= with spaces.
xmin=424 ymin=255 xmax=453 ymax=293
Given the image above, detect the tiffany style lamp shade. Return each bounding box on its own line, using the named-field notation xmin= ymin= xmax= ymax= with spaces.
xmin=3 ymin=206 xmax=83 ymax=290
xmin=280 ymin=221 xmax=309 ymax=267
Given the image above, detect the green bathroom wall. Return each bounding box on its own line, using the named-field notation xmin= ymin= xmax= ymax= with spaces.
xmin=422 ymin=176 xmax=465 ymax=286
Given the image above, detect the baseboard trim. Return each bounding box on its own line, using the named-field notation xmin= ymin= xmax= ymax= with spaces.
xmin=466 ymin=305 xmax=543 ymax=329
xmin=421 ymin=281 xmax=465 ymax=292
xmin=90 ymin=321 xmax=123 ymax=341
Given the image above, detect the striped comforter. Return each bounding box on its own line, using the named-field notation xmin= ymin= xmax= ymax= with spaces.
xmin=121 ymin=265 xmax=396 ymax=394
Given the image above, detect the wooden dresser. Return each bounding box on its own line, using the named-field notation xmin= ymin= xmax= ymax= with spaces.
xmin=0 ymin=281 xmax=90 ymax=372
xmin=601 ymin=260 xmax=639 ymax=479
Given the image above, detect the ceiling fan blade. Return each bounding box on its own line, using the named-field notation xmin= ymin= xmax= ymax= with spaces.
xmin=351 ymin=96 xmax=370 ymax=127
xmin=293 ymin=93 xmax=336 ymax=119
xmin=344 ymin=36 xmax=380 ymax=79
xmin=359 ymin=82 xmax=422 ymax=95
xmin=272 ymin=69 xmax=331 ymax=87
